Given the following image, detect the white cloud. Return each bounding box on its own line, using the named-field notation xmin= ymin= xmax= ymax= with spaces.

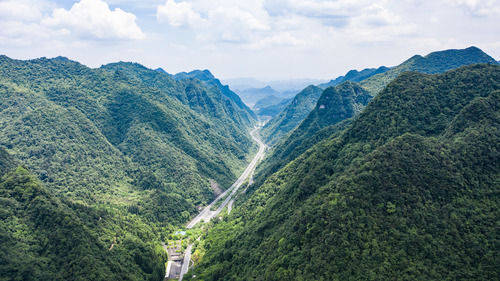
xmin=43 ymin=0 xmax=145 ymax=40
xmin=157 ymin=0 xmax=273 ymax=45
xmin=0 ymin=0 xmax=498 ymax=80
xmin=155 ymin=0 xmax=415 ymax=48
xmin=0 ymin=0 xmax=61 ymax=47
xmin=0 ymin=0 xmax=43 ymax=21
xmin=156 ymin=0 xmax=205 ymax=27
xmin=445 ymin=0 xmax=500 ymax=16
xmin=0 ymin=0 xmax=145 ymax=49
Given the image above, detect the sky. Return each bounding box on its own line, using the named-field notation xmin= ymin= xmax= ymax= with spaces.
xmin=0 ymin=0 xmax=499 ymax=80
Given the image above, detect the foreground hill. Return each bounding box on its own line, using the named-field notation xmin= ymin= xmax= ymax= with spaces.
xmin=187 ymin=64 xmax=500 ymax=280
xmin=0 ymin=148 xmax=166 ymax=281
xmin=260 ymin=85 xmax=323 ymax=144
xmin=0 ymin=55 xmax=256 ymax=226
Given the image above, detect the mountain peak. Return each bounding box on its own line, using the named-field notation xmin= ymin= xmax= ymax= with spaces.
xmin=174 ymin=69 xmax=215 ymax=81
xmin=155 ymin=67 xmax=169 ymax=74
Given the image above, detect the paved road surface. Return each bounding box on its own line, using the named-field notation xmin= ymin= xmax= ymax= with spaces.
xmin=178 ymin=244 xmax=192 ymax=281
xmin=178 ymin=127 xmax=266 ymax=280
xmin=186 ymin=127 xmax=266 ymax=229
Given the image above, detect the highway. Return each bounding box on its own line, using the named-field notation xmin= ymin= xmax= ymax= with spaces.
xmin=186 ymin=127 xmax=266 ymax=229
xmin=177 ymin=127 xmax=266 ymax=281
xmin=178 ymin=244 xmax=192 ymax=281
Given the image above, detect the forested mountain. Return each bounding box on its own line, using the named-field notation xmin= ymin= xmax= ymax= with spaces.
xmin=0 ymin=55 xmax=260 ymax=279
xmin=0 ymin=148 xmax=166 ymax=281
xmin=187 ymin=64 xmax=500 ymax=280
xmin=260 ymin=85 xmax=323 ymax=144
xmin=254 ymin=97 xmax=293 ymax=118
xmin=260 ymin=47 xmax=497 ymax=148
xmin=319 ymin=66 xmax=389 ymax=88
xmin=360 ymin=46 xmax=498 ymax=94
xmin=234 ymin=85 xmax=280 ymax=108
xmin=256 ymin=82 xmax=371 ymax=183
xmin=171 ymin=69 xmax=257 ymax=124
xmin=253 ymin=94 xmax=283 ymax=110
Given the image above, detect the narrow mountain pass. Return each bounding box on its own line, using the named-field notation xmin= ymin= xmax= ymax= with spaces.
xmin=168 ymin=127 xmax=266 ymax=280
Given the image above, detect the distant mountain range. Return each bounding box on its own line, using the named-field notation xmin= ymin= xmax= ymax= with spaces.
xmin=319 ymin=66 xmax=390 ymax=88
xmin=259 ymin=46 xmax=498 ymax=146
xmin=360 ymin=46 xmax=498 ymax=94
xmin=222 ymin=77 xmax=327 ymax=93
xmin=254 ymin=96 xmax=293 ymax=119
xmin=234 ymin=85 xmax=281 ymax=108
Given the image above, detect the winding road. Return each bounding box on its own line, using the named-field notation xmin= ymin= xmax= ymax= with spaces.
xmin=176 ymin=127 xmax=266 ymax=280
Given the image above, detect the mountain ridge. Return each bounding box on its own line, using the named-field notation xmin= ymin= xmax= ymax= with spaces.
xmin=187 ymin=63 xmax=500 ymax=280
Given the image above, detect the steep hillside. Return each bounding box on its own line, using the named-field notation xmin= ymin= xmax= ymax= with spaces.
xmin=0 ymin=148 xmax=167 ymax=281
xmin=187 ymin=64 xmax=500 ymax=280
xmin=361 ymin=46 xmax=498 ymax=94
xmin=319 ymin=66 xmax=389 ymax=88
xmin=260 ymin=85 xmax=323 ymax=144
xmin=256 ymin=82 xmax=371 ymax=183
xmin=171 ymin=69 xmax=256 ymax=125
xmin=260 ymin=47 xmax=497 ymax=147
xmin=0 ymin=55 xmax=256 ymax=228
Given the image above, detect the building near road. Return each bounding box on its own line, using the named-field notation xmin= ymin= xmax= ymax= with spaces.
xmin=164 ymin=241 xmax=185 ymax=280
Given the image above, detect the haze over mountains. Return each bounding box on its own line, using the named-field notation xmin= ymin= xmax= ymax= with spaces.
xmin=0 ymin=45 xmax=498 ymax=281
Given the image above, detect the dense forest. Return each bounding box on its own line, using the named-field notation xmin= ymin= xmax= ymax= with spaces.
xmin=360 ymin=46 xmax=498 ymax=94
xmin=260 ymin=85 xmax=323 ymax=144
xmin=0 ymin=148 xmax=167 ymax=281
xmin=0 ymin=55 xmax=256 ymax=213
xmin=0 ymin=55 xmax=257 ymax=280
xmin=186 ymin=64 xmax=500 ymax=280
xmin=1 ymin=46 xmax=498 ymax=281
xmin=255 ymin=82 xmax=371 ymax=186
xmin=259 ymin=46 xmax=497 ymax=148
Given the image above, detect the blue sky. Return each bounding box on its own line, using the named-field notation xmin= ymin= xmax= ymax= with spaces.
xmin=0 ymin=0 xmax=498 ymax=80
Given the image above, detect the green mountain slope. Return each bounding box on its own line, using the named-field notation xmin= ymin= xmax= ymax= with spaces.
xmin=0 ymin=55 xmax=256 ymax=226
xmin=171 ymin=69 xmax=257 ymax=125
xmin=319 ymin=66 xmax=390 ymax=88
xmin=256 ymin=82 xmax=371 ymax=184
xmin=260 ymin=85 xmax=323 ymax=145
xmin=0 ymin=148 xmax=167 ymax=281
xmin=260 ymin=47 xmax=497 ymax=148
xmin=187 ymin=64 xmax=500 ymax=280
xmin=361 ymin=46 xmax=498 ymax=94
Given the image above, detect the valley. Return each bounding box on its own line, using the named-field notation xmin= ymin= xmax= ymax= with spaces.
xmin=0 ymin=44 xmax=498 ymax=281
xmin=165 ymin=126 xmax=266 ymax=280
